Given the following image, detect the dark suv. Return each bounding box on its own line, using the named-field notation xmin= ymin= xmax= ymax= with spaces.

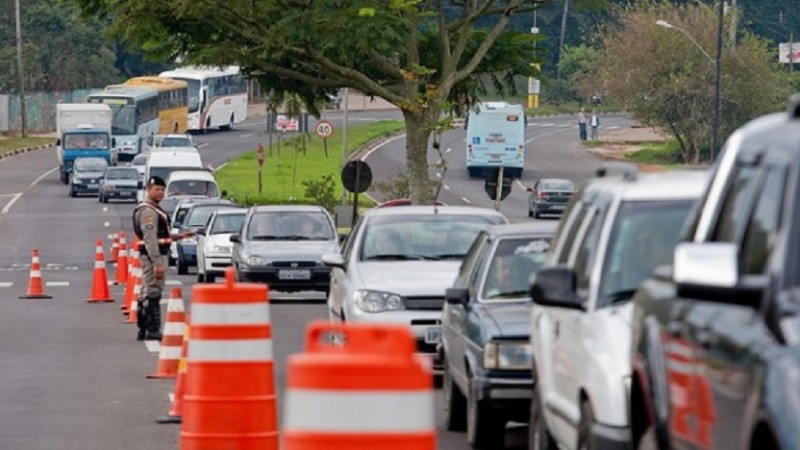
xmin=630 ymin=97 xmax=800 ymax=450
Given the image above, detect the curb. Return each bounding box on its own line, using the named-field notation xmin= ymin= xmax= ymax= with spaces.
xmin=0 ymin=142 xmax=56 ymax=161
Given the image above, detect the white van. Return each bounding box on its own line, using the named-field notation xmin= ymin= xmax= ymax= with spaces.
xmin=160 ymin=170 xmax=226 ymax=216
xmin=138 ymin=150 xmax=204 ymax=202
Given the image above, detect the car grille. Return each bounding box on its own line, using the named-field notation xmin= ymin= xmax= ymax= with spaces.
xmin=403 ymin=297 xmax=445 ymax=310
xmin=272 ymin=261 xmax=317 ymax=268
xmin=542 ymin=192 xmax=572 ymax=204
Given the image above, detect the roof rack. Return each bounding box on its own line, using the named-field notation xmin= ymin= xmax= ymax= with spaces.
xmin=595 ymin=162 xmax=638 ymax=181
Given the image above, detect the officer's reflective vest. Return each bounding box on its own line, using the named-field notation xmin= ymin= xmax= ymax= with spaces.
xmin=132 ymin=202 xmax=172 ymax=256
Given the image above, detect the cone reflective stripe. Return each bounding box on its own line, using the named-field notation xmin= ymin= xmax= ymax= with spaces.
xmin=87 ymin=239 xmax=114 ymax=303
xmin=180 ymin=267 xmax=277 ymax=450
xmin=19 ymin=248 xmax=52 ymax=299
xmin=109 ymin=233 xmax=119 ymax=263
xmin=113 ymin=232 xmax=128 ymax=286
xmin=283 ymin=321 xmax=436 ymax=450
xmin=148 ymin=287 xmax=186 ymax=379
xmin=158 ymin=319 xmax=190 ymax=424
xmin=125 ymin=270 xmax=141 ymax=324
xmin=123 ymin=246 xmax=141 ymax=314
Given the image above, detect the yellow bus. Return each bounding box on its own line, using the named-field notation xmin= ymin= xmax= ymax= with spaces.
xmin=112 ymin=77 xmax=189 ymax=134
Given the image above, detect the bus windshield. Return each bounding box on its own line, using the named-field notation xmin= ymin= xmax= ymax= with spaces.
xmin=109 ymin=105 xmax=136 ymax=135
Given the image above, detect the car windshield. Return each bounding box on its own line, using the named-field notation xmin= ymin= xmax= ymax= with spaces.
xmin=186 ymin=206 xmax=221 ymax=227
xmin=174 ymin=207 xmax=191 ymax=225
xmin=482 ymin=237 xmax=551 ymax=300
xmin=106 ymin=169 xmax=139 ymax=180
xmin=360 ymin=214 xmax=505 ymax=261
xmin=210 ymin=213 xmax=245 ymax=234
xmin=132 ymin=156 xmax=147 ymax=166
xmin=247 ymin=211 xmax=335 ymax=240
xmin=599 ymin=199 xmax=695 ymax=306
xmin=167 ymin=180 xmax=218 ymax=197
xmin=76 ymin=160 xmax=108 ymax=171
xmin=160 ymin=137 xmax=192 ymax=147
xmin=541 ymin=180 xmax=574 ymax=191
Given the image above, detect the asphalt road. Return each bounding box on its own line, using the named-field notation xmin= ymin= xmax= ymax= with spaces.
xmin=0 ymin=111 xmax=637 ymax=449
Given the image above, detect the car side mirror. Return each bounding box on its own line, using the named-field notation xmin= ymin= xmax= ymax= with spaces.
xmin=196 ymin=229 xmax=205 ymax=236
xmin=321 ymin=252 xmax=346 ymax=270
xmin=229 ymin=234 xmax=241 ymax=244
xmin=529 ymin=267 xmax=584 ymax=310
xmin=674 ymin=242 xmax=765 ymax=308
xmin=445 ymin=287 xmax=469 ymax=305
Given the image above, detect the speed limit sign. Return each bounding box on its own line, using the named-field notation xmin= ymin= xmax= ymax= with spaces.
xmin=315 ymin=120 xmax=334 ymax=139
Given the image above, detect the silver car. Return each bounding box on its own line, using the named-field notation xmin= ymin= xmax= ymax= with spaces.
xmin=98 ymin=167 xmax=140 ymax=203
xmin=322 ymin=205 xmax=508 ymax=372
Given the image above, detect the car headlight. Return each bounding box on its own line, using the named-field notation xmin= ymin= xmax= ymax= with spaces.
xmin=483 ymin=341 xmax=532 ymax=370
xmin=72 ymin=176 xmax=82 ymax=183
xmin=209 ymin=245 xmax=231 ymax=255
xmin=245 ymin=255 xmax=267 ymax=266
xmin=354 ymin=289 xmax=405 ymax=313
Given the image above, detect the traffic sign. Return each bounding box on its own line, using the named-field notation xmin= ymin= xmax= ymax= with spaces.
xmin=315 ymin=121 xmax=334 ymax=139
xmin=341 ymin=160 xmax=373 ymax=194
xmin=484 ymin=167 xmax=512 ymax=201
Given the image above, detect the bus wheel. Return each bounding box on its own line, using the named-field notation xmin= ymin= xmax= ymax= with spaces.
xmin=220 ymin=114 xmax=234 ymax=131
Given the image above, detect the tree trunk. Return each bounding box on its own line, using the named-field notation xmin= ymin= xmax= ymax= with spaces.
xmin=403 ymin=110 xmax=435 ymax=205
xmin=557 ymin=0 xmax=570 ymax=79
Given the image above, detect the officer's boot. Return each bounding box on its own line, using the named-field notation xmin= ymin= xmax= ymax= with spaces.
xmin=136 ymin=298 xmax=147 ymax=341
xmin=144 ymin=291 xmax=163 ymax=341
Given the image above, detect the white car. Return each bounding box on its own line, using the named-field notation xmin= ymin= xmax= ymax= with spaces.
xmin=196 ymin=208 xmax=246 ymax=283
xmin=130 ymin=153 xmax=148 ymax=180
xmin=528 ymin=165 xmax=709 ymax=450
xmin=144 ymin=133 xmax=195 ymax=151
xmin=321 ymin=205 xmax=508 ymax=372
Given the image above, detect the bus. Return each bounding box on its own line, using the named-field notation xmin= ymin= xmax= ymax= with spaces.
xmin=157 ymin=66 xmax=248 ymax=132
xmin=465 ymin=102 xmax=527 ymax=179
xmin=86 ymin=87 xmax=160 ymax=162
xmin=110 ymin=77 xmax=189 ymax=135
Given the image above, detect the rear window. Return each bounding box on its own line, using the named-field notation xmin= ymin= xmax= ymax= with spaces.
xmin=541 ymin=180 xmax=574 ymax=191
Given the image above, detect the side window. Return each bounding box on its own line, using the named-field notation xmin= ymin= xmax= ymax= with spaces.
xmin=455 ymin=233 xmax=488 ymax=287
xmin=467 ymin=238 xmax=492 ymax=295
xmin=556 ymin=201 xmax=588 ymax=264
xmin=712 ymin=165 xmax=760 ymax=242
xmin=573 ymin=206 xmax=606 ymax=295
xmin=741 ymin=165 xmax=785 ymax=275
xmin=341 ymin=219 xmax=363 ymax=261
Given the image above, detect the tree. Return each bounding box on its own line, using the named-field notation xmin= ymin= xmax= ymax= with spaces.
xmin=592 ymin=1 xmax=788 ymax=163
xmin=69 ymin=0 xmax=546 ymax=204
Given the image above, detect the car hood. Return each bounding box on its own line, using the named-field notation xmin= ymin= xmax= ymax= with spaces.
xmin=356 ymin=261 xmax=461 ymax=297
xmin=481 ymin=302 xmax=533 ymax=338
xmin=203 ymin=234 xmax=235 ymax=247
xmin=243 ymin=240 xmax=340 ymax=259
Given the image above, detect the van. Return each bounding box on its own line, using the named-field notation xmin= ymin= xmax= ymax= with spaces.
xmin=138 ymin=150 xmax=204 ymax=202
xmin=160 ymin=170 xmax=227 ymax=216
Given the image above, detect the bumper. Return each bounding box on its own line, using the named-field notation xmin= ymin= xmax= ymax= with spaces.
xmin=204 ymin=255 xmax=233 ymax=275
xmin=177 ymin=244 xmax=197 ymax=266
xmin=472 ymin=373 xmax=533 ymax=417
xmin=590 ymin=423 xmax=631 ymax=450
xmin=535 ymin=203 xmax=568 ymax=214
xmin=103 ymin=188 xmax=138 ymax=199
xmin=238 ymin=266 xmax=331 ymax=293
xmin=72 ymin=183 xmax=100 ymax=194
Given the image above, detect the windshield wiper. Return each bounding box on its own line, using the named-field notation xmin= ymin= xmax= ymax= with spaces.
xmin=430 ymin=253 xmax=467 ymax=260
xmin=606 ymin=289 xmax=637 ymax=304
xmin=251 ymin=235 xmax=280 ymax=240
xmin=486 ymin=290 xmax=529 ymax=299
xmin=364 ymin=254 xmax=422 ymax=261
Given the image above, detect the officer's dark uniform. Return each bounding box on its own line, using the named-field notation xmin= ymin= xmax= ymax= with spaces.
xmin=132 ymin=176 xmax=171 ymax=341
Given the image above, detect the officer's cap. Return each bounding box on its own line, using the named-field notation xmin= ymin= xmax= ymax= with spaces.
xmin=147 ymin=176 xmax=166 ymax=187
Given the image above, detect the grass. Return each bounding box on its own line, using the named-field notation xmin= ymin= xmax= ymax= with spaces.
xmin=0 ymin=137 xmax=55 ymax=155
xmin=216 ymin=120 xmax=405 ymax=206
xmin=624 ymin=139 xmax=683 ymax=165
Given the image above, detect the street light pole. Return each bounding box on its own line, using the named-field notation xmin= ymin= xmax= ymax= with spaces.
xmin=15 ymin=0 xmax=27 ymax=137
xmin=711 ymin=0 xmax=724 ymax=162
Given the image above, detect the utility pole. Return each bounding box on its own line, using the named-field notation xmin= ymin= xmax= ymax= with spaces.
xmin=340 ymin=88 xmax=349 ymax=204
xmin=712 ymin=0 xmax=724 ymax=162
xmin=15 ymin=0 xmax=27 ymax=137
xmin=556 ymin=0 xmax=569 ymax=79
xmin=728 ymin=0 xmax=737 ymax=47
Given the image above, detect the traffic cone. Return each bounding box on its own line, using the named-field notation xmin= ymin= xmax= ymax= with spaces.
xmin=87 ymin=238 xmax=114 ymax=303
xmin=157 ymin=319 xmax=190 ymax=424
xmin=125 ymin=269 xmax=142 ymax=324
xmin=148 ymin=287 xmax=186 ymax=379
xmin=19 ymin=249 xmax=52 ymax=299
xmin=122 ymin=241 xmax=140 ymax=313
xmin=113 ymin=232 xmax=128 ymax=286
xmin=109 ymin=233 xmax=119 ymax=264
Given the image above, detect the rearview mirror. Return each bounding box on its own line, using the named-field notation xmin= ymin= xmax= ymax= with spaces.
xmin=321 ymin=252 xmax=346 ymax=270
xmin=445 ymin=287 xmax=469 ymax=305
xmin=529 ymin=267 xmax=584 ymax=310
xmin=229 ymin=234 xmax=241 ymax=244
xmin=196 ymin=229 xmax=205 ymax=236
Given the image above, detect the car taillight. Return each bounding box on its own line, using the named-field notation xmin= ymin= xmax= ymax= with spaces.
xmin=538 ymin=191 xmax=548 ymax=199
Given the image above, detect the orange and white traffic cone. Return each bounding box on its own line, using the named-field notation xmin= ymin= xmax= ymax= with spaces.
xmin=148 ymin=287 xmax=186 ymax=379
xmin=125 ymin=269 xmax=142 ymax=323
xmin=87 ymin=238 xmax=114 ymax=303
xmin=157 ymin=319 xmax=190 ymax=424
xmin=19 ymin=249 xmax=52 ymax=299
xmin=122 ymin=242 xmax=140 ymax=313
xmin=109 ymin=233 xmax=119 ymax=264
xmin=113 ymin=232 xmax=128 ymax=286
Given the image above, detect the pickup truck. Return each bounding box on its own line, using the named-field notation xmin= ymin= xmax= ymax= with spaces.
xmin=630 ymin=97 xmax=800 ymax=450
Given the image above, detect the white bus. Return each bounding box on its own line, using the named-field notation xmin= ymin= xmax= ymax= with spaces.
xmin=158 ymin=66 xmax=248 ymax=132
xmin=465 ymin=102 xmax=527 ymax=179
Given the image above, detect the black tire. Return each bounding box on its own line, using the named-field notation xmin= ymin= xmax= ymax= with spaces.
xmin=177 ymin=258 xmax=188 ymax=275
xmin=577 ymin=401 xmax=595 ymax=450
xmin=205 ymin=273 xmax=216 ymax=283
xmin=69 ymin=188 xmax=76 ymax=198
xmin=528 ymin=382 xmax=557 ymax=450
xmin=197 ymin=273 xmax=205 ymax=283
xmin=442 ymin=359 xmax=467 ymax=432
xmin=466 ymin=377 xmax=505 ymax=449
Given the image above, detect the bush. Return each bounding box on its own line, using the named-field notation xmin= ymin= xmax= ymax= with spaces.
xmin=302 ymin=173 xmax=338 ymax=213
xmin=541 ymin=78 xmax=578 ymax=106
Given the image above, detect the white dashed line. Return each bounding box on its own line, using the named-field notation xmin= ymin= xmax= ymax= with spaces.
xmin=168 ymin=393 xmax=175 ymax=403
xmin=144 ymin=341 xmax=161 ymax=353
xmin=461 ymin=197 xmax=471 ymax=204
xmin=1 ymin=193 xmax=22 ymax=214
xmin=444 ymin=185 xmax=451 ymax=190
xmin=445 ymin=147 xmax=452 ymax=153
xmin=515 ymin=180 xmax=527 ymax=190
xmin=241 ymin=133 xmax=254 ymax=138
xmin=0 ymin=282 xmax=13 ymax=288
xmin=46 ymin=281 xmax=70 ymax=287
xmin=196 ymin=143 xmax=209 ymax=149
xmin=165 ymin=280 xmax=182 ymax=286
xmin=436 ymin=172 xmax=441 ymax=178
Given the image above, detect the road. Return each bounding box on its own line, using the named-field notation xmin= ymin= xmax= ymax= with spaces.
xmin=0 ymin=111 xmax=637 ymax=449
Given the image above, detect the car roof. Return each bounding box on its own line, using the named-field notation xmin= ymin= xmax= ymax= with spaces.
xmin=150 ymin=146 xmax=197 ymax=153
xmin=165 ymin=170 xmax=215 ymax=181
xmin=537 ymin=178 xmax=575 ymax=186
xmin=156 ymin=134 xmax=192 ymax=139
xmin=106 ymin=166 xmax=137 ymax=172
xmin=213 ymin=208 xmax=247 ymax=216
xmin=249 ymin=204 xmax=328 ymax=213
xmin=486 ymin=221 xmax=559 ymax=237
xmin=584 ymin=168 xmax=710 ymax=202
xmin=362 ymin=205 xmax=507 ymax=218
xmin=185 ymin=199 xmax=238 ymax=208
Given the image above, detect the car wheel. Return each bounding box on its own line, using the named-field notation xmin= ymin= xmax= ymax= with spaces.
xmin=466 ymin=377 xmax=505 ymax=449
xmin=442 ymin=359 xmax=467 ymax=432
xmin=197 ymin=273 xmax=205 ymax=283
xmin=206 ymin=273 xmax=216 ymax=283
xmin=69 ymin=187 xmax=76 ymax=198
xmin=577 ymin=401 xmax=596 ymax=450
xmin=528 ymin=381 xmax=558 ymax=450
xmin=177 ymin=258 xmax=188 ymax=275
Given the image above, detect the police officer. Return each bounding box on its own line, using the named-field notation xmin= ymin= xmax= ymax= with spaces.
xmin=132 ymin=176 xmax=194 ymax=340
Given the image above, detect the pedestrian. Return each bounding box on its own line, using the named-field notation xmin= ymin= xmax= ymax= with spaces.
xmin=132 ymin=176 xmax=194 ymax=341
xmin=578 ymin=108 xmax=588 ymax=141
xmin=590 ymin=110 xmax=600 ymax=140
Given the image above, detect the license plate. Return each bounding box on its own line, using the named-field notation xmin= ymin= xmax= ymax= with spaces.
xmin=88 ymin=184 xmax=99 ymax=188
xmin=490 ymin=154 xmax=502 ymax=160
xmin=119 ymin=191 xmax=133 ymax=196
xmin=425 ymin=326 xmax=441 ymax=344
xmin=552 ymin=205 xmax=566 ymax=210
xmin=278 ymin=269 xmax=311 ymax=280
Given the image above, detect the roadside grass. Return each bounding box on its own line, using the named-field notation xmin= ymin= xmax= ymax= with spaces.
xmin=624 ymin=139 xmax=684 ymax=166
xmin=0 ymin=137 xmax=55 ymax=155
xmin=216 ymin=120 xmax=405 ymax=207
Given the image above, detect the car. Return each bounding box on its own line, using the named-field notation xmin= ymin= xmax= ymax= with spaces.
xmin=630 ymin=99 xmax=800 ymax=450
xmin=441 ymin=221 xmax=557 ymax=449
xmin=69 ymin=157 xmax=108 ymax=197
xmin=231 ymin=205 xmax=340 ymax=294
xmin=168 ymin=199 xmax=198 ymax=266
xmin=196 ymin=208 xmax=247 ymax=283
xmin=160 ymin=170 xmax=224 ymax=217
xmin=321 ymin=205 xmax=509 ymax=373
xmin=174 ymin=199 xmax=241 ymax=275
xmin=144 ymin=133 xmax=195 ymax=151
xmin=377 ymin=198 xmax=447 ymax=208
xmin=98 ymin=167 xmax=140 ymax=203
xmin=526 ymin=178 xmax=576 ymax=218
xmin=129 ymin=153 xmax=148 ymax=180
xmin=527 ymin=163 xmax=709 ymax=450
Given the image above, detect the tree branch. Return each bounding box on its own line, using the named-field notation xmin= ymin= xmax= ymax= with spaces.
xmin=368 ymin=49 xmax=405 ymax=81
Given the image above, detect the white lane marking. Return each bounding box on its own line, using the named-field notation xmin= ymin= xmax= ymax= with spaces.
xmin=525 ymin=127 xmax=575 ymax=144
xmin=0 ymin=282 xmax=13 ymax=288
xmin=461 ymin=197 xmax=471 ymax=204
xmin=196 ymin=143 xmax=209 ymax=149
xmin=165 ymin=280 xmax=182 ymax=286
xmin=46 ymin=281 xmax=69 ymax=287
xmin=435 ymin=172 xmax=441 ymax=178
xmin=515 ymin=180 xmax=527 ymax=190
xmin=214 ymin=162 xmax=227 ymax=173
xmin=144 ymin=341 xmax=161 ymax=353
xmin=360 ymin=134 xmax=406 ymax=161
xmin=445 ymin=147 xmax=452 ymax=153
xmin=102 ymin=207 xmax=108 ymax=212
xmin=30 ymin=167 xmax=58 ymax=188
xmin=168 ymin=393 xmax=175 ymax=403
xmin=1 ymin=193 xmax=22 ymax=214
xmin=104 ymin=222 xmax=110 ymax=227
xmin=241 ymin=133 xmax=254 ymax=138
xmin=444 ymin=185 xmax=450 ymax=190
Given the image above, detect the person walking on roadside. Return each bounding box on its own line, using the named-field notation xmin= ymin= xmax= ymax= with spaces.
xmin=132 ymin=176 xmax=194 ymax=341
xmin=590 ymin=110 xmax=600 ymax=141
xmin=578 ymin=109 xmax=588 ymax=141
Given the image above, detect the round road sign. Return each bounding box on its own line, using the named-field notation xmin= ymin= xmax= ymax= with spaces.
xmin=315 ymin=120 xmax=334 ymax=139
